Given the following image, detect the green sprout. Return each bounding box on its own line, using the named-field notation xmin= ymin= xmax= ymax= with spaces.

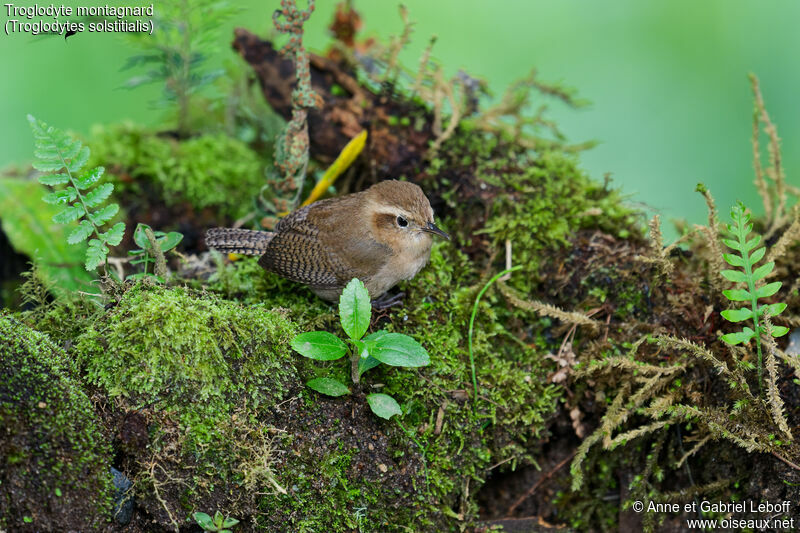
xmin=193 ymin=510 xmax=239 ymax=533
xmin=127 ymin=223 xmax=183 ymax=282
xmin=28 ymin=115 xmax=125 ymax=273
xmin=719 ymin=201 xmax=789 ymax=387
xmin=290 ymin=278 xmax=430 ymax=419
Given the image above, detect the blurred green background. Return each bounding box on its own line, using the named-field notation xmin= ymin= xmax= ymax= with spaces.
xmin=1 ymin=0 xmax=798 ymax=236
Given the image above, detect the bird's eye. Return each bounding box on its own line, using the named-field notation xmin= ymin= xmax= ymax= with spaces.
xmin=396 ymin=215 xmax=409 ymax=228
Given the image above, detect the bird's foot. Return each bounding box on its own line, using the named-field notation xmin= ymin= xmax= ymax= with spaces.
xmin=371 ymin=291 xmax=405 ymax=310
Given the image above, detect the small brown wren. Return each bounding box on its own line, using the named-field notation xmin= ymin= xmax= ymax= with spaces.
xmin=205 ymin=180 xmax=449 ymax=301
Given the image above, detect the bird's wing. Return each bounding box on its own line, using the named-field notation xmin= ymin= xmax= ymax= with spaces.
xmin=259 ymin=201 xmax=391 ymax=290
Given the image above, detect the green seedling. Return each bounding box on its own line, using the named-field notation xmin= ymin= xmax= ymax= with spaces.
xmin=127 ymin=223 xmax=183 ymax=282
xmin=291 ymin=278 xmax=430 ymax=419
xmin=193 ymin=510 xmax=239 ymax=532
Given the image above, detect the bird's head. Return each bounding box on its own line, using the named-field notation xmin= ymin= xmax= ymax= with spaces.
xmin=365 ymin=180 xmax=449 ymax=252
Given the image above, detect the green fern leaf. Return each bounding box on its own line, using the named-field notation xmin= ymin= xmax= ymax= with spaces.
xmin=85 ymin=239 xmax=108 ymax=271
xmin=721 ymin=308 xmax=753 ymax=322
xmin=743 ymin=235 xmax=761 ymax=252
xmin=748 ymin=247 xmax=766 ymax=264
xmin=84 ymin=183 xmax=114 ymax=207
xmin=755 ymin=282 xmax=781 ymax=299
xmin=53 ymin=205 xmax=85 ymax=224
xmin=74 ymin=167 xmax=105 ymax=190
xmin=772 ymin=326 xmax=790 ymax=337
xmin=722 ymin=238 xmax=741 ymax=251
xmin=67 ymin=220 xmax=94 ymax=244
xmin=37 ymin=173 xmax=70 ymax=186
xmin=28 ymin=115 xmax=126 ymax=273
xmin=67 ymin=146 xmax=90 ymax=174
xmin=722 ymin=288 xmax=751 ymax=301
xmin=722 ymin=253 xmax=744 ymax=267
xmin=720 ymin=270 xmax=747 ymax=283
xmin=43 ymin=188 xmax=78 ymax=205
xmin=102 ymin=222 xmax=125 ymax=246
xmin=89 ymin=203 xmax=119 ymax=225
xmin=761 ymin=303 xmax=787 ymax=317
xmin=750 ymin=262 xmax=774 ymax=281
xmin=32 ymin=159 xmax=65 ymax=172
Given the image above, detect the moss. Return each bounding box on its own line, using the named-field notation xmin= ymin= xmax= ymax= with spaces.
xmin=0 ymin=312 xmax=112 ymax=531
xmin=87 ymin=122 xmax=268 ymax=220
xmin=75 ymin=283 xmax=297 ymax=450
xmin=423 ymin=130 xmax=640 ymax=297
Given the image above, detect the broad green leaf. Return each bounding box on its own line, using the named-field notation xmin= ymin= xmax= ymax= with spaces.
xmin=133 ymin=223 xmax=151 ymax=249
xmin=37 ymin=173 xmax=70 ymax=186
xmin=748 ymin=247 xmax=765 ymax=264
xmin=743 ymin=235 xmax=761 ymax=252
xmin=339 ymin=278 xmax=371 ymax=340
xmin=755 ymin=281 xmax=781 ymax=299
xmin=750 ymin=261 xmax=774 ymax=282
xmin=74 ymin=167 xmax=105 ymax=190
xmin=53 ymin=204 xmax=84 ymax=224
xmin=720 ymin=270 xmax=746 ymax=283
xmin=761 ymin=302 xmax=787 ymax=317
xmin=290 ymin=331 xmax=347 ymax=360
xmin=222 ymin=517 xmax=240 ymax=528
xmin=721 ymin=308 xmax=752 ymax=322
xmin=306 ymin=377 xmax=350 ymax=397
xmin=89 ymin=203 xmax=119 ymax=225
xmin=67 ymin=220 xmax=94 ymax=244
xmin=43 ymin=187 xmax=77 ymax=205
xmin=193 ymin=512 xmax=213 ymax=529
xmin=66 ymin=146 xmax=90 ymax=173
xmin=366 ymin=393 xmax=403 ymax=420
xmin=721 ymin=330 xmax=755 ymax=345
xmin=722 ymin=253 xmax=744 ymax=267
xmin=370 ymin=333 xmax=430 ymax=367
xmin=83 ymin=182 xmax=114 ymax=207
xmin=158 ymin=231 xmax=183 ymax=252
xmin=722 ymin=288 xmax=751 ymax=302
xmin=0 ymin=178 xmax=94 ymax=293
xmin=772 ymin=326 xmax=790 ymax=338
xmin=358 ymin=354 xmax=382 ymax=377
xmin=85 ymin=238 xmax=109 ymax=271
xmin=103 ymin=222 xmax=125 ymax=246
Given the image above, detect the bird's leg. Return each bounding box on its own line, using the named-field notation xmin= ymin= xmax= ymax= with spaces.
xmin=371 ymin=291 xmax=405 ymax=310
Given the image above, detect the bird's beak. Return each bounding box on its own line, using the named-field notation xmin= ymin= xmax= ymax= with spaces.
xmin=423 ymin=222 xmax=450 ymax=240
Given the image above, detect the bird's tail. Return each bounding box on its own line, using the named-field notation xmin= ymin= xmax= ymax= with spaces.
xmin=205 ymin=228 xmax=274 ymax=256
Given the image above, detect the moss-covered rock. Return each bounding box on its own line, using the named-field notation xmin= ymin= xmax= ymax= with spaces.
xmin=87 ymin=122 xmax=268 ymax=220
xmin=0 ymin=312 xmax=112 ymax=531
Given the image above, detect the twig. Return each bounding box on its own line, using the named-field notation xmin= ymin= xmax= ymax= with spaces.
xmin=505 ymin=450 xmax=577 ymax=516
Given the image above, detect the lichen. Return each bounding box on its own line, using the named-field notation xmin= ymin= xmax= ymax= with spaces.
xmin=0 ymin=312 xmax=112 ymax=531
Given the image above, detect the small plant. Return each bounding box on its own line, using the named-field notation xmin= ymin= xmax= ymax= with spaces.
xmin=193 ymin=510 xmax=239 ymax=533
xmin=28 ymin=115 xmax=125 ymax=273
xmin=719 ymin=201 xmax=789 ymax=386
xmin=290 ymin=278 xmax=429 ymax=418
xmin=122 ymin=0 xmax=236 ymax=137
xmin=127 ymin=223 xmax=183 ymax=281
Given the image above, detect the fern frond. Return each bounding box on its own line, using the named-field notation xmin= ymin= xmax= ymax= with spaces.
xmin=28 ymin=115 xmax=125 ymax=273
xmin=719 ymin=201 xmax=788 ymax=389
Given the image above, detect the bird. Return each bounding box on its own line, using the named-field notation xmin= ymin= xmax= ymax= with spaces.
xmin=205 ymin=180 xmax=449 ymax=302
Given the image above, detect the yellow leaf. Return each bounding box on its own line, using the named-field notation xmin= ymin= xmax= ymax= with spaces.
xmin=300 ymin=130 xmax=367 ymax=208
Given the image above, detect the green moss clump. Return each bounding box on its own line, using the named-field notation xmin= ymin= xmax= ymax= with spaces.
xmin=424 ymin=131 xmax=639 ymax=297
xmin=0 ymin=312 xmax=112 ymax=531
xmin=75 ymin=284 xmax=297 ymax=449
xmin=72 ymin=284 xmax=299 ymax=523
xmin=87 ymin=122 xmax=267 ymax=220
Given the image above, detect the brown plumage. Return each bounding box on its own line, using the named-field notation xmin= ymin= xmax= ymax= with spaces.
xmin=205 ymin=180 xmax=449 ymax=301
